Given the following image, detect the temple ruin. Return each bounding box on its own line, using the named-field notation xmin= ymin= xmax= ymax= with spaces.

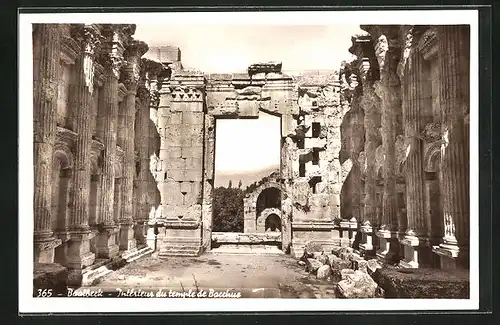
xmin=32 ymin=23 xmax=470 ymax=290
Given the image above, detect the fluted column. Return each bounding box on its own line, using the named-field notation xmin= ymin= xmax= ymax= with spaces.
xmin=119 ymin=39 xmax=149 ymax=252
xmin=398 ymin=28 xmax=429 ymax=268
xmin=368 ymin=26 xmax=402 ymax=263
xmin=433 ymin=25 xmax=470 ymax=269
xmin=349 ymin=33 xmax=380 ymax=257
xmin=33 ymin=24 xmax=63 ymax=263
xmin=64 ymin=24 xmax=103 ymax=269
xmin=95 ymin=24 xmax=132 ymax=258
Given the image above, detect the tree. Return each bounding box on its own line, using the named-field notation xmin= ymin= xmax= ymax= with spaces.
xmin=238 ymin=179 xmax=242 ymax=188
xmin=228 ymin=180 xmax=232 ymax=188
xmin=212 ymin=186 xmax=244 ymax=232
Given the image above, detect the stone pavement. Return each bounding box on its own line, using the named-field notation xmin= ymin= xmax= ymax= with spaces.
xmin=87 ymin=253 xmax=339 ymax=298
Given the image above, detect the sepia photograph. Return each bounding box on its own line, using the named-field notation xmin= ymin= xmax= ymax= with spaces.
xmin=19 ymin=9 xmax=479 ymax=313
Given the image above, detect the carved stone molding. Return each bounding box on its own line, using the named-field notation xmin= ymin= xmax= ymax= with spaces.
xmin=93 ymin=62 xmax=106 ymax=87
xmin=418 ymin=26 xmax=438 ymax=60
xmin=60 ymin=36 xmax=80 ymax=65
xmin=423 ymin=140 xmax=442 ymax=173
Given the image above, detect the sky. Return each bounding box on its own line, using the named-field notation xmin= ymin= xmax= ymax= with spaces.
xmin=134 ymin=24 xmax=362 ymax=177
xmin=214 ymin=111 xmax=281 ymax=174
xmin=134 ymin=24 xmax=361 ymax=73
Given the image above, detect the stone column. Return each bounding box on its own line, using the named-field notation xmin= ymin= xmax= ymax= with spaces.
xmin=350 ymin=33 xmax=380 ymax=257
xmin=370 ymin=27 xmax=402 ymax=263
xmin=133 ymin=78 xmax=151 ymax=246
xmin=95 ymin=25 xmax=132 ymax=258
xmin=119 ymin=39 xmax=149 ymax=252
xmin=433 ymin=25 xmax=470 ymax=269
xmin=33 ymin=24 xmax=63 ymax=263
xmin=398 ymin=28 xmax=429 ymax=268
xmin=64 ymin=24 xmax=103 ymax=269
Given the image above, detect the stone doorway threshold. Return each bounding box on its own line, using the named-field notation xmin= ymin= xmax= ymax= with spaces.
xmin=208 ymin=244 xmax=284 ymax=255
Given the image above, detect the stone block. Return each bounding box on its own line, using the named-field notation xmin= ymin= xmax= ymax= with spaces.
xmin=33 ymin=263 xmax=68 ymax=296
xmin=182 ymin=112 xmax=204 ymax=125
xmin=167 ymin=147 xmax=182 ymax=159
xmin=317 ymin=265 xmax=332 ymax=280
xmin=371 ymin=267 xmax=469 ymax=298
xmin=170 ymin=112 xmax=183 ymax=124
xmin=168 ymin=169 xmax=186 ymax=182
xmin=166 ymin=158 xmax=186 ymax=170
xmin=185 ymin=169 xmax=203 ymax=182
xmin=305 ymin=258 xmax=323 ymax=274
xmin=337 ymin=270 xmax=378 ymax=298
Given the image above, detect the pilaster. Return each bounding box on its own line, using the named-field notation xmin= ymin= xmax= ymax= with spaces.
xmin=33 ymin=24 xmax=63 ymax=263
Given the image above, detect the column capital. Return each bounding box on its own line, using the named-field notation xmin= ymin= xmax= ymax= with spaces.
xmin=349 ymin=32 xmax=378 ymax=82
xmin=120 ymin=40 xmax=149 ymax=92
xmin=70 ymin=24 xmax=103 ymax=57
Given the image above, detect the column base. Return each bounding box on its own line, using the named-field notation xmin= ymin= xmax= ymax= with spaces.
xmin=375 ymin=230 xmax=399 ymax=264
xmin=96 ymin=226 xmax=120 ymax=259
xmin=432 ymin=244 xmax=469 ymax=270
xmin=119 ymin=223 xmax=137 ymax=252
xmin=66 ymin=231 xmax=96 ymax=269
xmin=399 ymin=235 xmax=430 ymax=269
xmin=146 ymin=225 xmax=157 ymax=251
xmin=34 ymin=236 xmax=62 ymax=263
xmin=134 ymin=222 xmax=147 ymax=246
xmin=359 ymin=225 xmax=376 ymax=258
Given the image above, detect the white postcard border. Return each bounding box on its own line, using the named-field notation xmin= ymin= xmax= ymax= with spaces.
xmin=19 ymin=10 xmax=480 ymax=313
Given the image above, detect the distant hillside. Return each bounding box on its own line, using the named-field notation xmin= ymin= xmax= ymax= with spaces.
xmin=215 ymin=165 xmax=279 ymax=188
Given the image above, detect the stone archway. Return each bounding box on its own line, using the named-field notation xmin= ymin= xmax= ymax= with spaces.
xmin=257 ymin=208 xmax=282 ymax=233
xmin=243 ymin=181 xmax=283 ymax=233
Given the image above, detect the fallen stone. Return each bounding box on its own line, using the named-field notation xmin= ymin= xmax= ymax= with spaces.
xmin=372 ymin=267 xmax=470 ymax=299
xmin=317 ymin=253 xmax=329 ymax=265
xmin=317 ymin=265 xmax=332 ymax=280
xmin=305 ymin=242 xmax=325 ymax=255
xmin=336 ymin=270 xmax=378 ymax=298
xmin=33 ymin=263 xmax=68 ymax=296
xmin=353 ymin=259 xmax=368 ymax=273
xmin=367 ymin=259 xmax=382 ymax=275
xmin=330 ymin=255 xmax=353 ymax=282
xmin=331 ymin=246 xmax=342 ymax=257
xmin=305 ymin=258 xmax=323 ymax=274
xmin=298 ymin=260 xmax=306 ymax=266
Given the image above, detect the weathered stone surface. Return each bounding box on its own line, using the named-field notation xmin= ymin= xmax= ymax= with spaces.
xmin=316 ymin=265 xmax=332 ymax=280
xmin=337 ymin=270 xmax=378 ymax=298
xmin=372 ymin=267 xmax=469 ymax=298
xmin=33 ymin=263 xmax=68 ymax=295
xmin=305 ymin=258 xmax=323 ymax=274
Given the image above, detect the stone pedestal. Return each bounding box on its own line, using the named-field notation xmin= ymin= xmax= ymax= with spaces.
xmin=375 ymin=229 xmax=399 ymax=264
xmin=66 ymin=231 xmax=95 ymax=269
xmin=96 ymin=227 xmax=120 ymax=258
xmin=119 ymin=223 xmax=137 ymax=252
xmin=359 ymin=222 xmax=376 ymax=258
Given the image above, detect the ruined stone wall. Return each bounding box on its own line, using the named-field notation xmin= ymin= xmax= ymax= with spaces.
xmin=33 ymin=24 xmax=163 ymax=278
xmin=343 ymin=25 xmax=470 ymax=270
